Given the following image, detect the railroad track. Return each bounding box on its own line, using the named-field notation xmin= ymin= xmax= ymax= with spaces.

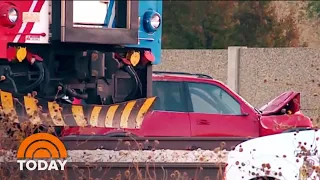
xmin=2 ymin=136 xmax=250 ymax=151
xmin=1 ymin=162 xmax=226 ymax=180
xmin=0 ymin=136 xmax=239 ymax=179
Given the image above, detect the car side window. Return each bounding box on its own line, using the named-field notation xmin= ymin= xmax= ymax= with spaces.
xmin=152 ymin=81 xmax=186 ymax=112
xmin=187 ymin=82 xmax=241 ymax=115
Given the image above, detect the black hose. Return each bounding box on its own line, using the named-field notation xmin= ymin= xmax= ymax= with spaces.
xmin=42 ymin=63 xmax=50 ymax=94
xmin=128 ymin=65 xmax=142 ymax=94
xmin=5 ymin=74 xmax=18 ymax=93
xmin=43 ymin=94 xmax=66 ymax=101
xmin=19 ymin=61 xmax=45 ymax=93
xmin=43 ymin=87 xmax=88 ymax=102
xmin=65 ymin=88 xmax=88 ymax=99
xmin=122 ymin=65 xmax=142 ymax=101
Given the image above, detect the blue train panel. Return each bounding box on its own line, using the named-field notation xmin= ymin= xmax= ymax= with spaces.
xmin=103 ymin=0 xmax=162 ymax=65
xmin=133 ymin=1 xmax=162 ymax=65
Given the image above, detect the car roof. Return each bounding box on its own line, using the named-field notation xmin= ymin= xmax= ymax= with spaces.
xmin=152 ymin=71 xmax=213 ymax=80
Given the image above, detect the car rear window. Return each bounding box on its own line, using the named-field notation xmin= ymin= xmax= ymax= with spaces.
xmin=152 ymin=81 xmax=186 ymax=112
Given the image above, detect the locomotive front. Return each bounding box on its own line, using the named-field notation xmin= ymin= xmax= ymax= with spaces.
xmin=0 ymin=0 xmax=162 ymax=130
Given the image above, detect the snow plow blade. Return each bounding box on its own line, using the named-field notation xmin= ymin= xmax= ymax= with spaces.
xmin=0 ymin=90 xmax=157 ymax=129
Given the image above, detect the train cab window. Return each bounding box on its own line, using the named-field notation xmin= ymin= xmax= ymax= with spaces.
xmin=152 ymin=81 xmax=186 ymax=112
xmin=187 ymin=82 xmax=241 ymax=115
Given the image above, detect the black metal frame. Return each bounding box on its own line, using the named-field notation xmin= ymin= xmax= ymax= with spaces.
xmin=61 ymin=1 xmax=139 ymax=45
xmin=146 ymin=65 xmax=153 ymax=97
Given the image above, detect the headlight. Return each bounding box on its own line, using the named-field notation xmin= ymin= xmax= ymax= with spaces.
xmin=143 ymin=10 xmax=161 ymax=33
xmin=150 ymin=14 xmax=160 ymax=29
xmin=8 ymin=8 xmax=18 ymax=23
xmin=0 ymin=5 xmax=19 ymax=27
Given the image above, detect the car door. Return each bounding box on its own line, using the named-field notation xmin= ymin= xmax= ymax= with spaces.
xmin=186 ymin=81 xmax=259 ymax=137
xmin=140 ymin=81 xmax=191 ymax=136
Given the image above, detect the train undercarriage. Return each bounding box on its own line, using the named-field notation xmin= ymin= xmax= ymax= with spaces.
xmin=0 ymin=44 xmax=154 ymax=137
xmin=0 ymin=44 xmax=153 ymax=106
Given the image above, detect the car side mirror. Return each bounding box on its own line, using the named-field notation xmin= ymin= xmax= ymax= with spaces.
xmin=240 ymin=106 xmax=249 ymax=116
xmin=240 ymin=112 xmax=249 ymax=116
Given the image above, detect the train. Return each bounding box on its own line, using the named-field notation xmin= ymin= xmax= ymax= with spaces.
xmin=0 ymin=0 xmax=162 ymax=132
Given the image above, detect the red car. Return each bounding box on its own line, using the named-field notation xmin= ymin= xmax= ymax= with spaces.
xmin=61 ymin=71 xmax=313 ymax=137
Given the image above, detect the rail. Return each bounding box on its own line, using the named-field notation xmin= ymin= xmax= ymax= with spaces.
xmin=0 ymin=136 xmax=245 ymax=179
xmin=60 ymin=136 xmax=249 ymax=150
xmin=1 ymin=162 xmax=226 ymax=179
xmin=2 ymin=136 xmax=250 ymax=150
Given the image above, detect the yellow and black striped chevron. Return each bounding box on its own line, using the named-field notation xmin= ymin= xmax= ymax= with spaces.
xmin=0 ymin=90 xmax=157 ymax=129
